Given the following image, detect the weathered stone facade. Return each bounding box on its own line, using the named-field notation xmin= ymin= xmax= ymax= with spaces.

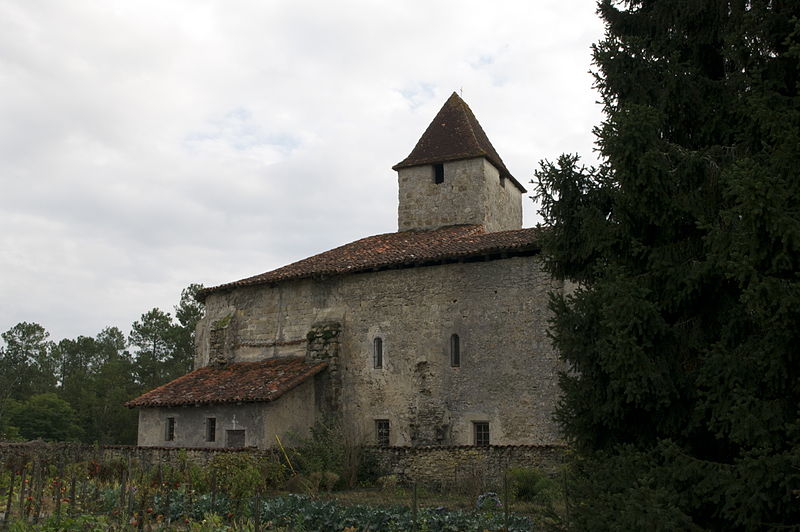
xmin=397 ymin=158 xmax=522 ymax=232
xmin=195 ymin=254 xmax=564 ymax=448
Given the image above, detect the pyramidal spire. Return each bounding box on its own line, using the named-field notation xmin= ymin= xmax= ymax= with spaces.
xmin=393 ymin=92 xmax=525 ymax=192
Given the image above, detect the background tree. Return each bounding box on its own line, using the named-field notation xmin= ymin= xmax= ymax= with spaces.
xmin=535 ymin=1 xmax=799 ymax=529
xmin=54 ymin=327 xmax=139 ymax=444
xmin=0 ymin=322 xmax=56 ymax=401
xmin=171 ymin=282 xmax=204 ymax=375
xmin=129 ymin=308 xmax=177 ymax=390
xmin=0 ymin=283 xmax=202 ymax=445
xmin=6 ymin=393 xmax=83 ymax=442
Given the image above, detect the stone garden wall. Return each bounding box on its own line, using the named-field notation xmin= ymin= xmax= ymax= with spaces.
xmin=364 ymin=444 xmax=567 ymax=490
xmin=0 ymin=442 xmax=565 ymax=492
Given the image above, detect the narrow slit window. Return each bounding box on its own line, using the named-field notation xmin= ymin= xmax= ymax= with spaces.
xmin=375 ymin=419 xmax=390 ymax=447
xmin=450 ymin=334 xmax=460 ymax=367
xmin=474 ymin=421 xmax=490 ymax=447
xmin=165 ymin=417 xmax=175 ymax=442
xmin=206 ymin=417 xmax=216 ymax=442
xmin=433 ymin=163 xmax=444 ymax=184
xmin=373 ymin=337 xmax=383 ymax=369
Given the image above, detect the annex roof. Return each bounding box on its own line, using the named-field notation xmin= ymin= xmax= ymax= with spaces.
xmin=198 ymin=224 xmax=541 ymax=301
xmin=392 ymin=92 xmax=526 ymax=192
xmin=124 ymin=357 xmax=327 ymax=408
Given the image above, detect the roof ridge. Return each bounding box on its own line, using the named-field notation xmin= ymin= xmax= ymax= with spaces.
xmin=197 ymin=225 xmax=541 ymax=301
xmin=455 ymin=92 xmax=488 ymax=159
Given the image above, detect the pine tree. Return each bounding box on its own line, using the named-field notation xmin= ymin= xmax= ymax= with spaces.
xmin=534 ymin=1 xmax=800 ymax=528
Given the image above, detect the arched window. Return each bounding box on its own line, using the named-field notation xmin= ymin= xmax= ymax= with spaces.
xmin=450 ymin=334 xmax=460 ymax=367
xmin=373 ymin=337 xmax=383 ymax=369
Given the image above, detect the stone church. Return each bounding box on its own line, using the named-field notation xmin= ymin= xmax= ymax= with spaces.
xmin=127 ymin=93 xmax=565 ymax=450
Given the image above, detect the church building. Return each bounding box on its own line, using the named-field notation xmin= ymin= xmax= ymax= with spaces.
xmin=126 ymin=93 xmax=565 ymax=450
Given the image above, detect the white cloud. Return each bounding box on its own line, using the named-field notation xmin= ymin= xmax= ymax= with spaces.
xmin=0 ymin=0 xmax=604 ymax=341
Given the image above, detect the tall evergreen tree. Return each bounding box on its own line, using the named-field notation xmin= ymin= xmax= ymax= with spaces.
xmin=0 ymin=322 xmax=57 ymax=401
xmin=172 ymin=282 xmax=204 ymax=373
xmin=129 ymin=308 xmax=176 ymax=390
xmin=129 ymin=284 xmax=204 ymax=390
xmin=535 ymin=1 xmax=799 ymax=529
xmin=54 ymin=327 xmax=139 ymax=444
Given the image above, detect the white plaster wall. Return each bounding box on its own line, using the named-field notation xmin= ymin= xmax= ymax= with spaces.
xmin=137 ymin=403 xmax=266 ymax=448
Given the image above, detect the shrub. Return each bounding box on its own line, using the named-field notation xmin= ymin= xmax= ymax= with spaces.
xmin=293 ymin=418 xmax=363 ymax=489
xmin=209 ymin=452 xmax=287 ymax=497
xmin=508 ymin=467 xmax=558 ymax=504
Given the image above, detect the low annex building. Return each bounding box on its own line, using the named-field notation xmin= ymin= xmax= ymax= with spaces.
xmin=126 ymin=93 xmax=566 ymax=450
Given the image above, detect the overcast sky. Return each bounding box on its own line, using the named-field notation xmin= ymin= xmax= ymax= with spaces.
xmin=0 ymin=1 xmax=605 ymax=343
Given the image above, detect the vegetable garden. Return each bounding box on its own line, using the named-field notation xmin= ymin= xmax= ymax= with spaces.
xmin=0 ymin=443 xmax=563 ymax=531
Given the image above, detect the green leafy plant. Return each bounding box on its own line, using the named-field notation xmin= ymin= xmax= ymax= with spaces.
xmin=507 ymin=467 xmax=557 ymax=504
xmin=292 ymin=418 xmax=363 ymax=489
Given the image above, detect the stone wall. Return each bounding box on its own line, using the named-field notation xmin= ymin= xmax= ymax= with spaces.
xmin=397 ymin=158 xmax=522 ymax=232
xmin=0 ymin=442 xmax=564 ymax=492
xmin=195 ymin=254 xmax=564 ymax=449
xmin=365 ymin=444 xmax=566 ymax=490
xmin=0 ymin=442 xmax=282 ymax=468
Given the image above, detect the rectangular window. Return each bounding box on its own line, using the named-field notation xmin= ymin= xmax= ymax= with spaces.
xmin=433 ymin=163 xmax=444 ymax=184
xmin=165 ymin=417 xmax=175 ymax=442
xmin=375 ymin=419 xmax=390 ymax=447
xmin=373 ymin=337 xmax=383 ymax=369
xmin=473 ymin=421 xmax=489 ymax=447
xmin=206 ymin=417 xmax=216 ymax=442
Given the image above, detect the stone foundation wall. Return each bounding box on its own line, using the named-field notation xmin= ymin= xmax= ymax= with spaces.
xmin=365 ymin=444 xmax=567 ymax=490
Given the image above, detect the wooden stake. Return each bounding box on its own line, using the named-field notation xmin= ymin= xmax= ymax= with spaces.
xmin=3 ymin=470 xmax=15 ymax=526
xmin=17 ymin=467 xmax=26 ymax=519
xmin=503 ymin=472 xmax=509 ymax=532
xmin=412 ymin=482 xmax=418 ymax=531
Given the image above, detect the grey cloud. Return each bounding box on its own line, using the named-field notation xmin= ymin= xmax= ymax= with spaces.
xmin=0 ymin=0 xmax=604 ymax=342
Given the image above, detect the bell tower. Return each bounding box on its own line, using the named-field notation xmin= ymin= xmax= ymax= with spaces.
xmin=393 ymin=92 xmax=525 ymax=233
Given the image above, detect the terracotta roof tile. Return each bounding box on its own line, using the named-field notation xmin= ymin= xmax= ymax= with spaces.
xmin=199 ymin=225 xmax=541 ymax=300
xmin=393 ymin=92 xmax=525 ymax=192
xmin=125 ymin=357 xmax=327 ymax=408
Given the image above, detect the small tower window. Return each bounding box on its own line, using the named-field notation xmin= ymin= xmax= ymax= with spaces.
xmin=373 ymin=337 xmax=383 ymax=369
xmin=450 ymin=334 xmax=460 ymax=367
xmin=433 ymin=163 xmax=444 ymax=184
xmin=375 ymin=419 xmax=390 ymax=446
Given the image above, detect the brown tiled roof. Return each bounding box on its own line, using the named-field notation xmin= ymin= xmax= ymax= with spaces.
xmin=393 ymin=92 xmax=525 ymax=192
xmin=125 ymin=358 xmax=327 ymax=408
xmin=198 ymin=225 xmax=541 ymax=300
